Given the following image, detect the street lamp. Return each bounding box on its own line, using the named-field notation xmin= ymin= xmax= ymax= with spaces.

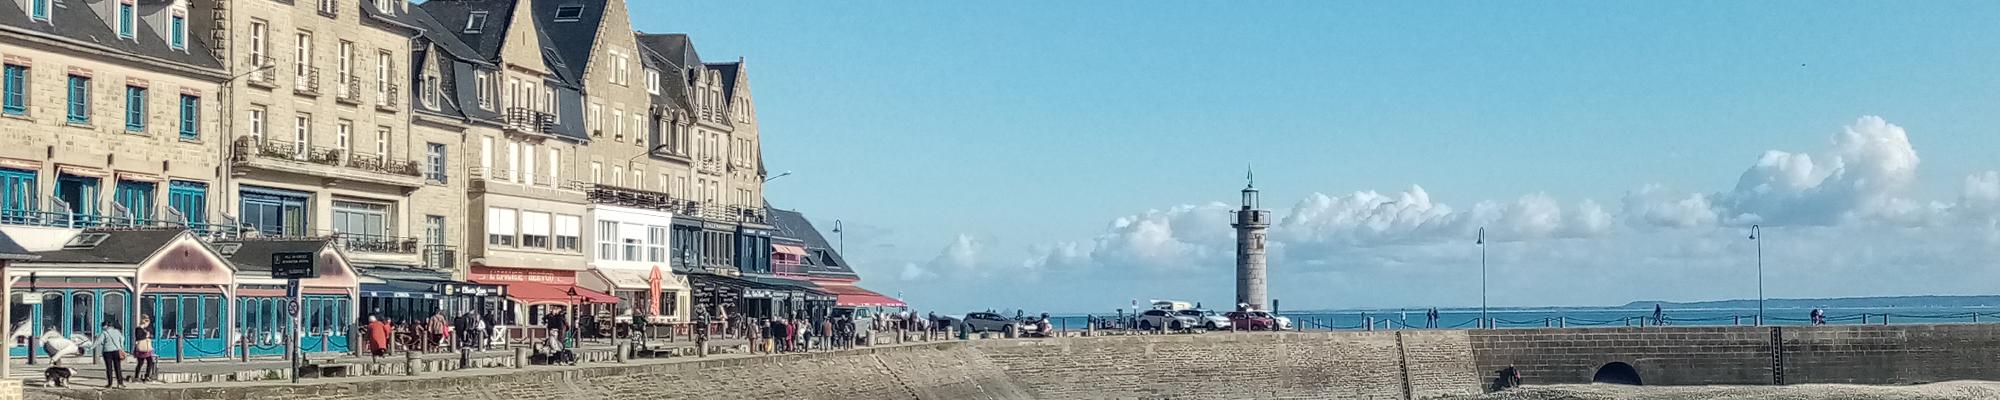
xmin=763 ymin=170 xmax=793 ymax=183
xmin=1477 ymin=227 xmax=1487 ymax=329
xmin=1748 ymin=225 xmax=1763 ymax=326
xmin=832 ymin=219 xmax=845 ymax=256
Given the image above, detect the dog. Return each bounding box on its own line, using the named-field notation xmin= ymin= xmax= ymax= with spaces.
xmin=42 ymin=366 xmax=74 ymax=387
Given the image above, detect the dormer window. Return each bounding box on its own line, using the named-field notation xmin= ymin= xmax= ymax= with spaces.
xmin=171 ymin=13 xmax=187 ymax=50
xmin=375 ymin=0 xmax=393 ymax=14
xmin=554 ymin=5 xmax=585 ymax=22
xmin=646 ymin=69 xmax=660 ymax=95
xmin=465 ymin=12 xmax=488 ymax=34
xmin=117 ymin=0 xmax=136 ymax=40
xmin=29 ymin=0 xmax=48 ymax=22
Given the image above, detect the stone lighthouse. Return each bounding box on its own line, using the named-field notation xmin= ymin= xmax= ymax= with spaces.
xmin=1232 ymin=169 xmax=1272 ymax=311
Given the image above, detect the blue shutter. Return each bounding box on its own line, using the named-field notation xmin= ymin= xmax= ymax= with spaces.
xmin=2 ymin=65 xmax=24 ymax=116
xmin=118 ymin=4 xmax=134 ymax=39
xmin=66 ymin=76 xmax=86 ymax=124
xmin=179 ymin=95 xmax=199 ymax=140
xmin=114 ymin=180 xmax=155 ymax=224
xmin=168 ymin=180 xmax=207 ymax=228
xmin=125 ymin=86 xmax=145 ymax=132
xmin=29 ymin=0 xmax=46 ymax=20
xmin=0 ymin=168 xmax=37 ymax=224
xmin=171 ymin=16 xmax=186 ymax=50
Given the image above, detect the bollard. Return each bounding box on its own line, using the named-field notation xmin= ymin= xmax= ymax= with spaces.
xmin=1859 ymin=314 xmax=1867 ymax=325
xmin=1734 ymin=316 xmax=1741 ymax=326
xmin=241 ymin=337 xmax=250 ymax=362
xmin=25 ymin=335 xmax=35 ymax=365
xmin=175 ymin=335 xmax=186 ymax=363
xmin=1543 ymin=318 xmax=1550 ymax=328
xmin=1977 ymin=313 xmax=1982 ymax=323
xmin=460 ymin=347 xmax=472 ymax=369
xmin=1085 ymin=318 xmax=1094 ymax=337
xmin=615 ymin=344 xmax=628 ymax=363
xmin=1559 ymin=317 xmax=1566 ymax=328
xmin=1364 ymin=316 xmax=1374 ymax=332
xmin=513 ymin=347 xmax=527 ymax=369
xmin=1883 ymin=315 xmax=1890 ymax=326
xmin=405 ymin=350 xmax=419 ymax=376
xmin=1624 ymin=317 xmax=1631 ymax=327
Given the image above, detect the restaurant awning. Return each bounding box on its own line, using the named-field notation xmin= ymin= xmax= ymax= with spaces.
xmin=593 ymin=268 xmax=652 ymax=291
xmin=817 ymin=283 xmax=905 ymax=308
xmin=360 ymin=279 xmax=438 ymax=299
xmin=772 ymin=243 xmax=808 ymax=257
xmin=483 ymin=280 xmax=619 ymax=305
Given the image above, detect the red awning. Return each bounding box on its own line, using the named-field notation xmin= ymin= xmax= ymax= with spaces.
xmin=772 ymin=243 xmax=809 ymax=257
xmin=818 ymin=283 xmax=905 ymax=308
xmin=479 ymin=280 xmax=619 ymax=305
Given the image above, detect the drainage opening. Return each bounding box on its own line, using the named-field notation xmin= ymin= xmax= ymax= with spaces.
xmin=1592 ymin=362 xmax=1643 ymax=385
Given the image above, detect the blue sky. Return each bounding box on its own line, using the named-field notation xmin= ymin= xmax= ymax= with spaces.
xmin=637 ymin=2 xmax=2000 ymax=313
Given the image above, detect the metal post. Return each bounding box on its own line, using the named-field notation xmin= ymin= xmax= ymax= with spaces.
xmin=175 ymin=335 xmax=186 ymax=363
xmin=1750 ymin=225 xmax=1764 ymax=326
xmin=1478 ymin=227 xmax=1488 ymax=330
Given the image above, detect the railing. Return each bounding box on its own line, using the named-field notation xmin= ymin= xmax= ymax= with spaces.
xmin=377 ymin=83 xmax=399 ymax=109
xmin=0 ymin=207 xmax=251 ymax=237
xmin=233 ymin=137 xmax=422 ymax=178
xmin=423 ymin=244 xmax=457 ymax=270
xmin=247 ymin=55 xmax=277 ymax=86
xmin=697 ymin=157 xmax=722 ymax=175
xmin=294 ymin=66 xmax=321 ymax=95
xmin=331 ymin=233 xmax=419 ymax=254
xmin=731 ymin=205 xmax=767 ymax=224
xmin=585 ymin=184 xmax=679 ymax=210
xmin=335 ymin=77 xmax=361 ymax=103
xmin=504 ymin=107 xmax=555 ymax=134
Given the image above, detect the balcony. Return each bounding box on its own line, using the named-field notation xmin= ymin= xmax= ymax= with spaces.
xmin=731 ymin=205 xmax=767 ymax=224
xmin=697 ymin=157 xmax=722 ymax=175
xmin=467 ymin=167 xmax=587 ymax=203
xmin=376 ymin=83 xmax=399 ymax=111
xmin=332 ymin=233 xmax=419 ymax=254
xmin=424 ymin=244 xmax=457 ymax=270
xmin=293 ymin=66 xmax=321 ymax=96
xmin=585 ymin=184 xmax=680 ymax=211
xmin=335 ymin=77 xmax=361 ymax=104
xmin=504 ymin=107 xmax=555 ymax=135
xmin=246 ymin=56 xmax=277 ymax=88
xmin=232 ymin=137 xmax=427 ymax=188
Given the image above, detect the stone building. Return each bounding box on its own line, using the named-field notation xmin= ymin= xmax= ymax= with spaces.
xmin=0 ymin=0 xmax=227 ymax=232
xmin=194 ymin=0 xmax=438 ymax=272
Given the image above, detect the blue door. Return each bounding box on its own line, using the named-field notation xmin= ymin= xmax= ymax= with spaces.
xmin=141 ymin=294 xmax=227 ymax=359
xmin=9 ymin=289 xmax=131 ymax=358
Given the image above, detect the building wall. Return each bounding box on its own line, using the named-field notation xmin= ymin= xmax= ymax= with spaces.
xmin=0 ymin=35 xmax=226 ymax=224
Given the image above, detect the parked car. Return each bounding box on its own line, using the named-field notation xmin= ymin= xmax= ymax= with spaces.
xmin=1226 ymin=311 xmax=1278 ymax=331
xmin=1177 ymin=309 xmax=1232 ymax=330
xmin=1136 ymin=309 xmax=1201 ymax=331
xmin=960 ymin=312 xmax=1018 ymax=336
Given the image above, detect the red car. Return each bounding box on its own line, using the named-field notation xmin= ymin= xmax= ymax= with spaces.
xmin=1225 ymin=311 xmax=1278 ymax=331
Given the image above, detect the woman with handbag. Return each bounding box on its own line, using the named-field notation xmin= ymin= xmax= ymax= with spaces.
xmin=96 ymin=322 xmax=128 ymax=388
xmin=131 ymin=315 xmax=157 ymax=383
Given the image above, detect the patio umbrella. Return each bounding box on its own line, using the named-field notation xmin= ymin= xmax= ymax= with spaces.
xmin=648 ymin=266 xmax=664 ymax=316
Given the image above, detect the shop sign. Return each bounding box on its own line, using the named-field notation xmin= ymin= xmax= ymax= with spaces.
xmin=442 ymin=284 xmax=505 ymax=297
xmin=469 ymin=266 xmax=576 ymax=285
xmin=743 ymin=288 xmax=774 ymax=299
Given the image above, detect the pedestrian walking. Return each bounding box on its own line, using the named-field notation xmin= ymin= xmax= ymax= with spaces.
xmin=97 ymin=322 xmax=128 ymax=388
xmin=1653 ymin=304 xmax=1666 ymax=326
xmin=130 ymin=315 xmax=157 ymax=383
xmin=429 ymin=311 xmax=450 ymax=352
xmin=367 ymin=316 xmax=392 ymax=359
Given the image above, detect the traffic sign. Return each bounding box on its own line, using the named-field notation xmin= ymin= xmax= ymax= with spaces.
xmin=288 ymin=298 xmax=300 ymax=316
xmin=271 ymin=252 xmax=318 ymax=279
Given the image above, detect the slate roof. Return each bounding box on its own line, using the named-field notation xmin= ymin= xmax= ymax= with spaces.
xmin=30 ymin=229 xmax=188 ymax=264
xmin=765 ymin=206 xmax=855 ymax=277
xmin=0 ymin=230 xmax=38 ymax=261
xmin=407 ymin=5 xmax=485 ymax=65
xmin=415 ymin=0 xmax=519 ymax=63
xmin=707 ymin=61 xmax=740 ymax=102
xmin=0 ymin=0 xmax=223 ymax=72
xmin=212 ymin=239 xmax=327 ymax=273
xmin=636 ymin=35 xmax=693 ymax=115
xmin=528 ymin=0 xmax=608 ymax=88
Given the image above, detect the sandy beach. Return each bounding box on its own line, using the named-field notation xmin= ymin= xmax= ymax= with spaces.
xmin=1460 ymin=382 xmax=2000 ymax=400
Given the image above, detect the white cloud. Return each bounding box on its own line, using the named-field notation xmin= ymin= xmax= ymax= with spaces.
xmin=1712 ymin=116 xmax=1921 ymax=226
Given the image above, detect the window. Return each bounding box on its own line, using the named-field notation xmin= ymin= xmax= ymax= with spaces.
xmin=485 ymin=207 xmax=516 ymax=247
xmin=332 ymin=200 xmax=390 ymax=239
xmin=178 ymin=95 xmax=199 ymax=140
xmin=334 ymin=120 xmax=352 ymax=157
xmin=542 ymin=86 xmax=556 ymax=121
xmin=505 ymin=142 xmax=519 ymax=182
xmin=317 ymin=0 xmax=337 ymax=16
xmin=588 ymin=103 xmax=602 ymax=135
xmin=590 ymin=162 xmax=601 ymax=184
xmin=425 ymin=143 xmax=447 ymax=183
xmin=170 ymin=15 xmax=186 ymax=50
xmin=464 ymin=11 xmax=488 ymax=33
xmin=293 ymin=114 xmax=311 ymax=157
xmin=611 ymin=165 xmax=622 ymax=186
xmin=474 ymin=71 xmax=493 ymax=110
xmin=375 ymin=0 xmax=392 ymax=13
xmin=424 ymin=215 xmax=446 ymax=246
xmin=29 ymin=0 xmax=47 ymax=21
xmin=2 ymin=64 xmax=24 ymax=116
xmin=554 ymin=5 xmax=584 ymax=21
xmin=547 ymin=148 xmax=559 ymax=183
xmin=65 ymin=75 xmax=88 ymax=124
xmin=294 ymin=32 xmax=312 ymax=90
xmin=478 ymin=136 xmax=493 ymax=177
xmin=337 ymin=41 xmax=353 ymax=93
xmin=596 ymin=221 xmax=617 ymax=259
xmin=117 ymin=1 xmax=134 ymax=39
xmin=647 ymin=226 xmax=667 ymax=262
xmin=520 ymin=211 xmax=549 ymax=248
xmin=375 ymin=126 xmax=389 ymax=156
xmin=521 ymin=143 xmax=536 ymax=186
xmin=554 ymin=215 xmax=581 ymax=252
xmin=0 ymin=168 xmax=39 ymax=220
xmin=240 ymin=187 xmax=309 ymax=236
xmin=622 ymin=224 xmax=642 ymax=261
xmin=631 ymin=114 xmax=642 ymax=146
xmin=114 ymin=180 xmax=155 ymax=223
xmin=123 ymin=86 xmax=146 ymax=132
xmin=249 ymin=21 xmax=268 ymax=61
xmin=376 ymin=51 xmax=393 ymax=105
xmin=646 ymin=69 xmax=660 ymax=94
xmin=248 ymin=106 xmax=266 ymax=142
xmin=611 ymin=109 xmax=623 ymax=140
xmin=609 ymin=51 xmax=629 ymax=85
xmin=422 ymin=75 xmax=438 ymax=108
xmin=167 ymin=180 xmax=206 ymax=227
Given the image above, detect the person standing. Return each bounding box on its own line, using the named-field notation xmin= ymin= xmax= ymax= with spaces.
xmin=97 ymin=322 xmax=128 ymax=388
xmin=429 ymin=311 xmax=450 ymax=352
xmin=367 ymin=316 xmax=392 ymax=359
xmin=131 ymin=315 xmax=157 ymax=382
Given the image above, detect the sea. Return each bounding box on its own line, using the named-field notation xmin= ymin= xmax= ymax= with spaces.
xmin=1028 ymin=303 xmax=2000 ymax=332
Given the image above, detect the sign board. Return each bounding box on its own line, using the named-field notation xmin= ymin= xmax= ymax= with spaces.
xmin=288 ymin=298 xmax=300 ymax=316
xmin=19 ymin=294 xmax=41 ymax=305
xmin=271 ymin=252 xmax=318 ymax=279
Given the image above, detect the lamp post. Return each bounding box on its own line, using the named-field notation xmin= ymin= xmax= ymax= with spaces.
xmin=762 ymin=171 xmax=793 ymax=183
xmin=1749 ymin=225 xmax=1763 ymax=326
xmin=1477 ymin=227 xmax=1488 ymax=329
xmin=832 ymin=219 xmax=845 ymax=256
